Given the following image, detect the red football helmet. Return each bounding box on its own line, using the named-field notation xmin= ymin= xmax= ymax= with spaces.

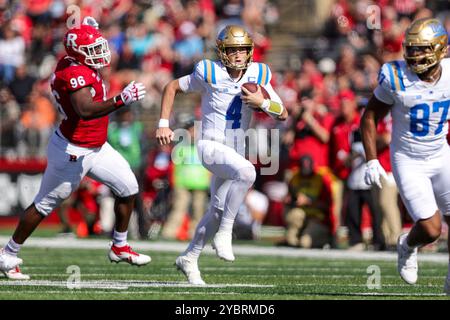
xmin=64 ymin=24 xmax=111 ymax=69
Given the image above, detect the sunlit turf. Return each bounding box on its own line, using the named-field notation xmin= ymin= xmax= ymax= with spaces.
xmin=0 ymin=247 xmax=448 ymax=300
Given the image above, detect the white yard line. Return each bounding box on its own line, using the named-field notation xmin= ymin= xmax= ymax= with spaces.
xmin=0 ymin=236 xmax=447 ymax=263
xmin=346 ymin=292 xmax=447 ymax=297
xmin=0 ymin=290 xmax=242 ymax=295
xmin=0 ymin=279 xmax=274 ymax=290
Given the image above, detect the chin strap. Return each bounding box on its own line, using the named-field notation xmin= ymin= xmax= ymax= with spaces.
xmin=260 ymin=99 xmax=284 ymax=117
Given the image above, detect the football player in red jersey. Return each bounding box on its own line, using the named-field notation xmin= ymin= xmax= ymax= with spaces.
xmin=0 ymin=18 xmax=150 ymax=279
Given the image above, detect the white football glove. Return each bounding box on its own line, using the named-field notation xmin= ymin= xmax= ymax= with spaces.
xmin=82 ymin=16 xmax=99 ymax=29
xmin=120 ymin=81 xmax=146 ymax=106
xmin=364 ymin=159 xmax=388 ymax=189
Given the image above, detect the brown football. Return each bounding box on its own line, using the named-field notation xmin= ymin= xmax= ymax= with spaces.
xmin=241 ymin=82 xmax=270 ymax=99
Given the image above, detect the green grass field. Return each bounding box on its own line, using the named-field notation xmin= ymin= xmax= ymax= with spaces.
xmin=0 ymin=244 xmax=449 ymax=300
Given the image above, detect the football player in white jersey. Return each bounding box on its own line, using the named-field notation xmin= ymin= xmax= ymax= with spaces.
xmin=156 ymin=25 xmax=287 ymax=284
xmin=361 ymin=18 xmax=450 ymax=293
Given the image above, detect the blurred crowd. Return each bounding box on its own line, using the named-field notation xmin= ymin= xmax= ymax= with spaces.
xmin=1 ymin=0 xmax=450 ymax=251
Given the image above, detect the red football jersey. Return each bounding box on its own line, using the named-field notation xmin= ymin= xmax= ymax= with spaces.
xmin=51 ymin=56 xmax=109 ymax=148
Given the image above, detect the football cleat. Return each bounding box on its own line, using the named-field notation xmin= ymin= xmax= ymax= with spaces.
xmin=397 ymin=233 xmax=418 ymax=284
xmin=212 ymin=231 xmax=235 ymax=262
xmin=3 ymin=266 xmax=30 ymax=280
xmin=175 ymin=255 xmax=205 ymax=285
xmin=108 ymin=243 xmax=151 ymax=266
xmin=0 ymin=248 xmax=23 ymax=272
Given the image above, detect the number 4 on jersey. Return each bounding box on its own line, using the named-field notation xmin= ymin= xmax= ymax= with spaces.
xmin=226 ymin=96 xmax=242 ymax=129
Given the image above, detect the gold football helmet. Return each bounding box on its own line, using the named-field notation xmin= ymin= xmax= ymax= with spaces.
xmin=216 ymin=25 xmax=254 ymax=70
xmin=403 ymin=18 xmax=448 ymax=74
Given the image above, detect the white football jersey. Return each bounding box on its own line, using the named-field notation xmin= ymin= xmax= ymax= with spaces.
xmin=178 ymin=59 xmax=282 ymax=153
xmin=374 ymin=58 xmax=450 ymax=157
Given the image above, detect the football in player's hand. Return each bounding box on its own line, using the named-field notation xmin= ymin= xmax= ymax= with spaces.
xmin=241 ymin=82 xmax=270 ymax=112
xmin=241 ymin=82 xmax=270 ymax=99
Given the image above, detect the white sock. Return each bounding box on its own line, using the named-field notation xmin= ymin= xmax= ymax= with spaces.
xmin=5 ymin=238 xmax=22 ymax=256
xmin=218 ymin=218 xmax=234 ymax=234
xmin=112 ymin=230 xmax=128 ymax=247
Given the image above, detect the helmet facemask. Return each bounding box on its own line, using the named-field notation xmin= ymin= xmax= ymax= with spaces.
xmin=216 ymin=25 xmax=254 ymax=70
xmin=403 ymin=43 xmax=447 ymax=74
xmin=217 ymin=45 xmax=253 ymax=70
xmin=77 ymin=37 xmax=111 ymax=69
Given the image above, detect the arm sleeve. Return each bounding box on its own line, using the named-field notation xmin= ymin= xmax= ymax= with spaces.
xmin=178 ymin=60 xmax=206 ymax=93
xmin=373 ymin=63 xmax=395 ymax=105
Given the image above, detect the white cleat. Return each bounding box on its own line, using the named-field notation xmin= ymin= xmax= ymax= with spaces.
xmin=108 ymin=243 xmax=151 ymax=266
xmin=212 ymin=231 xmax=235 ymax=262
xmin=444 ymin=277 xmax=450 ymax=295
xmin=397 ymin=233 xmax=418 ymax=284
xmin=3 ymin=266 xmax=30 ymax=280
xmin=0 ymin=248 xmax=23 ymax=272
xmin=175 ymin=256 xmax=206 ymax=285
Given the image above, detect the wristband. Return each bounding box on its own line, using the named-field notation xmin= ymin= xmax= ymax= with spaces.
xmin=158 ymin=119 xmax=169 ymax=128
xmin=113 ymin=94 xmax=125 ymax=108
xmin=260 ymin=99 xmax=284 ymax=116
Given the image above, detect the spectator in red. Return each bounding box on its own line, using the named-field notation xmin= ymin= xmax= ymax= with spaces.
xmin=288 ymin=92 xmax=334 ymax=172
xmin=141 ymin=144 xmax=173 ymax=238
xmin=329 ymin=90 xmax=360 ymax=229
xmin=330 ymin=90 xmax=360 ymax=181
